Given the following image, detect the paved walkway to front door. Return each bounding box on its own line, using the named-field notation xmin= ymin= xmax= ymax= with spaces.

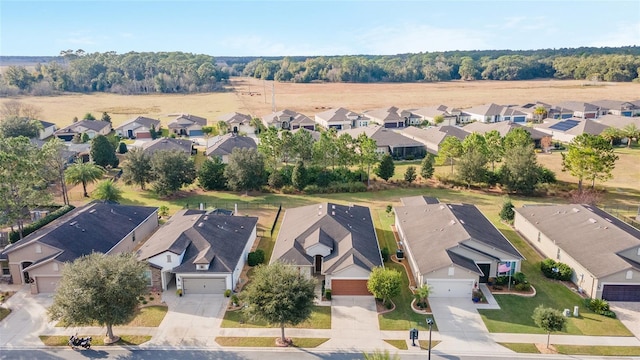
xmin=429 ymin=297 xmax=512 ymax=353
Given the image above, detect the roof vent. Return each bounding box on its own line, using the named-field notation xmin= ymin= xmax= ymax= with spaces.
xmin=588 ymin=218 xmax=597 ymax=224
xmin=197 ymin=222 xmax=204 ymax=228
xmin=69 ymin=221 xmax=78 ymax=226
xmin=89 ymin=209 xmax=96 ymax=214
xmin=331 ymin=211 xmax=335 ymax=216
xmin=240 ymin=225 xmax=244 ymax=229
xmin=572 ymin=208 xmax=580 ymax=213
xmin=449 ymin=220 xmax=455 ymax=225
xmin=605 ymin=218 xmax=612 ymax=223
xmin=204 ymin=216 xmax=209 ymax=220
xmin=332 ymin=205 xmax=335 ymax=209
xmin=459 ymin=219 xmax=465 ymax=224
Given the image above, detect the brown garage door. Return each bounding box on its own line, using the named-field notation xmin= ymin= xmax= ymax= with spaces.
xmin=331 ymin=280 xmax=370 ymax=295
xmin=36 ymin=276 xmax=61 ymax=293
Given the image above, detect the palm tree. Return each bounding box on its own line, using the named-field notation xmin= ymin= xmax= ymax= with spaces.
xmin=622 ymin=124 xmax=640 ymax=148
xmin=65 ymin=160 xmax=105 ymax=197
xmin=600 ymin=127 xmax=621 ymax=145
xmin=92 ymin=179 xmax=122 ymax=202
xmin=413 ymin=284 xmax=432 ymax=309
xmin=533 ymin=106 xmax=548 ymax=123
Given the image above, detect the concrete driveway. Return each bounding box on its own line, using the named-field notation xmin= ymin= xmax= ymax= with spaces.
xmin=145 ymin=292 xmax=227 ymax=347
xmin=0 ymin=287 xmax=55 ymax=348
xmin=429 ymin=297 xmax=512 ymax=353
xmin=318 ymin=296 xmax=395 ymax=351
xmin=610 ymin=302 xmax=640 ymax=340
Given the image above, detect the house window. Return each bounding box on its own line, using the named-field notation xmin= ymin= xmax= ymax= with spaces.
xmin=35 ymin=245 xmax=42 ymax=254
xmin=556 ymin=248 xmax=561 ymax=260
xmin=132 ymin=231 xmax=136 ymax=242
xmin=144 ymin=270 xmax=153 ymax=286
xmin=448 ymin=267 xmax=455 ymax=276
xmin=537 ymin=232 xmax=541 ymax=242
xmin=166 ymin=255 xmax=172 ymax=263
xmin=53 ymin=263 xmax=59 ymax=271
xmin=626 ymin=270 xmax=633 ymax=280
xmin=637 ymin=248 xmax=640 ymax=256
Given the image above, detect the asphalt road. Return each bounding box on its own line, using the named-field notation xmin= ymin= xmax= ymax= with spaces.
xmin=0 ymin=348 xmax=627 ymax=360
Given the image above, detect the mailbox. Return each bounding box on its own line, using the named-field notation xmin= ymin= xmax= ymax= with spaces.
xmin=409 ymin=328 xmax=419 ymax=346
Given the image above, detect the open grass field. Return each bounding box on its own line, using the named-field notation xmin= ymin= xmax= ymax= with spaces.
xmin=1 ymin=78 xmax=638 ymax=129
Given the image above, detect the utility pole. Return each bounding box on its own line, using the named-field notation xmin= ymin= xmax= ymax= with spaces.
xmin=271 ymin=82 xmax=276 ymax=112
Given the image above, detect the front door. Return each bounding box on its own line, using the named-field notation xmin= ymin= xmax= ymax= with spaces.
xmin=127 ymin=129 xmax=134 ymax=138
xmin=314 ymin=255 xmax=322 ymax=273
xmin=478 ymin=263 xmax=491 ymax=283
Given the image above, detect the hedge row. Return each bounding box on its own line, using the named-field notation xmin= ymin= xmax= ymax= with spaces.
xmin=9 ymin=205 xmax=76 ymax=243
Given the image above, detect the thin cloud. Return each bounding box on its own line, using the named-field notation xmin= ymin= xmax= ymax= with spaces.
xmin=355 ymin=24 xmax=492 ymax=54
xmin=589 ymin=21 xmax=640 ymax=47
xmin=215 ymin=35 xmax=351 ymax=56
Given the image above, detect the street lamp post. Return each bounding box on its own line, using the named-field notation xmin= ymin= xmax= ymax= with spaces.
xmin=426 ymin=317 xmax=434 ymax=360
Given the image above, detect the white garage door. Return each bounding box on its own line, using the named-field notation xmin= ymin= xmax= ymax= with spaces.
xmin=427 ymin=280 xmax=474 ymax=298
xmin=35 ymin=276 xmax=61 ymax=293
xmin=182 ymin=277 xmax=226 ymax=295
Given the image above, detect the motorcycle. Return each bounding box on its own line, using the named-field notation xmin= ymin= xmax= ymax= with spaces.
xmin=68 ymin=334 xmax=91 ymax=349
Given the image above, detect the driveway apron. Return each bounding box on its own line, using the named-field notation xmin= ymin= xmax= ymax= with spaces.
xmin=0 ymin=290 xmax=55 ymax=348
xmin=429 ymin=297 xmax=512 ymax=353
xmin=610 ymin=302 xmax=640 ymax=340
xmin=318 ymin=296 xmax=394 ymax=351
xmin=146 ymin=293 xmax=226 ymax=347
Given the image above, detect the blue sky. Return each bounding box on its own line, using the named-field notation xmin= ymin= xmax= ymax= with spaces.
xmin=1 ymin=1 xmax=639 ymax=56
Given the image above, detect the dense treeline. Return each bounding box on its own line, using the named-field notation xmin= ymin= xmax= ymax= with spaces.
xmin=1 ymin=51 xmax=229 ymax=95
xmin=242 ymin=51 xmax=640 ymax=83
xmin=1 ymin=47 xmax=639 ymax=96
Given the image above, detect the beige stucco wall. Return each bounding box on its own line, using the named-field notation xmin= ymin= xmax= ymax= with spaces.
xmin=108 ymin=211 xmax=158 ymax=255
xmin=426 ymin=265 xmax=479 ymax=283
xmin=6 ymin=241 xmax=61 ymax=284
xmin=515 ymin=212 xmax=600 ymax=298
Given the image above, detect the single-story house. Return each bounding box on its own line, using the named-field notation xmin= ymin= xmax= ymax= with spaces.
xmin=0 ymin=202 xmax=158 ymax=294
xmin=395 ymin=197 xmax=524 ymax=298
xmin=115 ymin=116 xmax=160 ymax=139
xmin=38 ymin=120 xmax=56 ymax=140
xmin=262 ymin=109 xmax=315 ymax=130
xmin=137 ymin=209 xmax=258 ymax=294
xmin=464 ymin=103 xmax=527 ymax=123
xmin=552 ymin=101 xmax=600 ymax=119
xmin=596 ymin=114 xmax=640 ymax=131
xmin=411 ymin=105 xmax=471 ymax=126
xmin=463 ymin=121 xmax=551 ymax=148
xmin=314 ymin=107 xmax=370 ymax=130
xmin=341 ymin=125 xmax=426 ymax=159
xmin=514 ymin=204 xmax=640 ymax=301
xmin=364 ymin=106 xmax=406 ymax=128
xmin=400 ymin=125 xmax=469 ymax=155
xmin=168 ymin=114 xmax=207 ymax=137
xmin=591 ymin=100 xmax=640 ymax=117
xmin=291 ymin=127 xmax=321 ymax=141
xmin=142 ymin=137 xmax=195 ymax=156
xmin=271 ymin=203 xmax=383 ymax=295
xmin=399 ymin=109 xmax=424 ymax=126
xmin=219 ymin=112 xmax=255 ymax=134
xmin=534 ymin=117 xmax=610 ymax=142
xmin=54 ymin=120 xmax=112 ymax=142
xmin=205 ymin=133 xmax=257 ymax=163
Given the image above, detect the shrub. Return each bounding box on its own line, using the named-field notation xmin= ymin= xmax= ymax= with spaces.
xmin=142 ymin=300 xmax=148 ymax=305
xmin=303 ymin=184 xmax=320 ymax=194
xmin=9 ymin=205 xmax=75 ymax=243
xmin=499 ymin=198 xmax=515 ymax=222
xmin=224 ymin=289 xmax=232 ymax=297
xmin=247 ymin=249 xmax=265 ymax=267
xmin=149 ymin=296 xmax=154 ymax=301
xmin=380 ymin=247 xmax=390 ymax=262
xmin=515 ymin=283 xmax=531 ymax=291
xmin=513 ymin=272 xmax=527 ymax=285
xmin=268 ymin=171 xmax=284 ymax=189
xmin=542 ymin=259 xmax=573 ymax=281
xmin=324 ymin=289 xmax=332 ymax=300
xmin=281 ymin=185 xmax=296 ymax=194
xmin=602 ymin=310 xmax=617 ymax=318
xmin=495 ymin=276 xmax=509 ymax=286
xmin=230 ymin=294 xmax=240 ymax=306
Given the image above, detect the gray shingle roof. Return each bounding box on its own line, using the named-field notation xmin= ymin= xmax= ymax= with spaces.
xmin=364 ymin=107 xmax=402 ymax=124
xmin=395 ymin=201 xmax=522 ymax=275
xmin=205 ymin=134 xmax=257 ymax=157
xmin=138 ymin=209 xmax=258 ymax=274
xmin=172 ymin=114 xmax=207 ymax=126
xmin=2 ymin=202 xmax=158 ymax=263
xmin=400 ymin=196 xmax=440 ymax=206
xmin=553 ymin=101 xmax=600 ymax=113
xmin=219 ymin=112 xmax=252 ymax=125
xmin=115 ymin=116 xmax=160 ymax=130
xmin=465 ymin=103 xmax=505 ymax=117
xmin=56 ymin=120 xmax=111 ymax=134
xmin=271 ymin=203 xmax=382 ymax=275
xmin=515 ymin=204 xmax=640 ymax=277
xmin=315 ymin=107 xmax=364 ymax=123
xmin=597 ymin=115 xmax=640 ymax=129
xmin=535 ymin=117 xmax=609 ymax=136
xmin=341 ymin=125 xmax=424 ymax=149
xmin=142 ymin=137 xmax=193 ymax=155
xmin=463 ymin=121 xmax=549 ymax=140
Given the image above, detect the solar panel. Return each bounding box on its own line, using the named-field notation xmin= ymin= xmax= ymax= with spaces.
xmin=549 ymin=119 xmax=580 ymax=131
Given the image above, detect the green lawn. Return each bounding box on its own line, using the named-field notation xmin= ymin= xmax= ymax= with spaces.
xmin=0 ymin=307 xmax=11 ymax=322
xmin=479 ymin=224 xmax=632 ymax=336
xmin=56 ymin=305 xmax=168 ymax=328
xmin=215 ymin=337 xmax=329 ymax=348
xmin=555 ymin=345 xmax=640 ymax=356
xmin=499 ymin=343 xmax=540 ymax=353
xmin=220 ymin=305 xmax=331 ymax=329
xmin=384 ymin=339 xmax=408 ymax=350
xmin=39 ymin=335 xmax=152 ymax=346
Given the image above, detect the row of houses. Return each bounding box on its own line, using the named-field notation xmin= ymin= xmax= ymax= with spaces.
xmin=40 ymin=98 xmax=640 ymax=143
xmin=2 ymin=199 xmax=639 ymax=302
